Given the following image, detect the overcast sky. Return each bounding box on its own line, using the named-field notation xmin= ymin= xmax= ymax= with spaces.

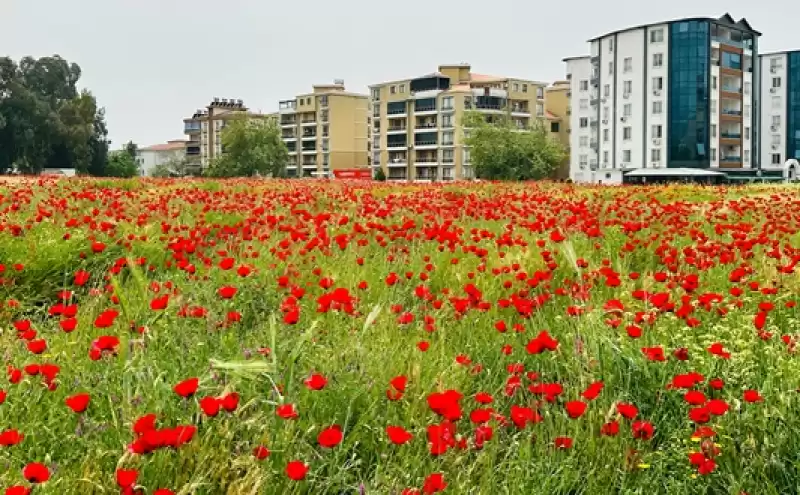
xmin=3 ymin=0 xmax=798 ymax=148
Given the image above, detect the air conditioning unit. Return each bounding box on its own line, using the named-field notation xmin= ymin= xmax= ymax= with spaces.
xmin=772 ymin=144 xmax=780 ymax=150
xmin=621 ymin=117 xmax=628 ymax=122
xmin=653 ymin=138 xmax=661 ymax=145
xmin=771 ymin=66 xmax=777 ymax=73
xmin=771 ymin=125 xmax=779 ymax=131
xmin=770 ymin=87 xmax=778 ymax=93
xmin=653 ymin=90 xmax=661 ymax=96
xmin=602 ymin=119 xmax=608 ymax=124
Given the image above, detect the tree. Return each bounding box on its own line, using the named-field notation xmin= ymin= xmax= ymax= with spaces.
xmin=0 ymin=55 xmax=107 ymax=175
xmin=373 ymin=167 xmax=386 ymax=181
xmin=105 ymin=150 xmax=139 ymax=178
xmin=150 ymin=157 xmax=195 ymax=178
xmin=204 ymin=116 xmax=289 ymax=178
xmin=124 ymin=141 xmax=138 ymax=161
xmin=462 ymin=111 xmax=566 ymax=181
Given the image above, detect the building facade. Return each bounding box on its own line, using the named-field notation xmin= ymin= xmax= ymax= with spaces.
xmin=278 ymin=82 xmax=369 ymax=178
xmin=183 ymin=99 xmax=272 ymax=171
xmin=566 ymin=14 xmax=760 ymax=183
xmin=545 ymin=80 xmax=572 ymax=179
xmin=370 ymin=64 xmax=547 ymax=181
xmin=759 ymin=50 xmax=800 ymax=174
xmin=136 ymin=140 xmax=186 ymax=176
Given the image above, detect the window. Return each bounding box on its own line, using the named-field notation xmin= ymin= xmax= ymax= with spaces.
xmin=653 ymin=53 xmax=663 ymax=67
xmin=603 ymin=107 xmax=609 ymax=120
xmin=579 ymin=155 xmax=588 ymax=167
xmin=623 ymin=104 xmax=632 ymax=117
xmin=513 ymin=83 xmax=519 ymax=92
xmin=579 ymin=99 xmax=589 ymax=109
xmin=653 ymin=77 xmax=663 ymax=91
xmin=399 ymin=84 xmax=405 ymax=93
xmin=441 ymin=114 xmax=453 ymax=128
xmin=609 ymin=62 xmax=613 ymax=75
xmin=722 ymin=52 xmax=741 ymax=70
xmin=772 ymin=134 xmax=780 ymax=146
xmin=390 ymin=86 xmax=396 ymax=94
xmin=770 ymin=57 xmax=780 ymax=69
xmin=442 ymin=131 xmax=454 ymax=145
xmin=537 ymin=87 xmax=544 ymax=99
xmin=772 ymin=153 xmax=782 ymax=164
xmin=623 ymin=81 xmax=632 ymax=94
xmin=651 ymin=149 xmax=661 ymax=161
xmin=711 ymin=76 xmax=717 ymax=89
xmin=536 ymin=103 xmax=544 ymax=116
xmin=711 ymin=124 xmax=716 ymax=137
xmin=772 ymin=96 xmax=781 ymax=108
xmin=442 ymin=149 xmax=454 ymax=163
xmin=772 ymin=115 xmax=781 ymax=126
xmin=604 ymin=84 xmax=610 ymax=97
xmin=550 ymin=122 xmax=560 ymax=132
xmin=580 ymin=80 xmax=589 ymax=91
xmin=744 ymin=127 xmax=750 ymax=140
xmin=711 ymin=99 xmax=716 ymax=113
xmin=522 ymin=84 xmax=528 ymax=93
xmin=579 ymin=118 xmax=589 ymax=128
xmin=603 ymin=151 xmax=609 ymax=163
xmin=652 ymin=125 xmax=662 ymax=138
xmin=623 ymin=127 xmax=632 ymax=140
xmin=603 ymin=129 xmax=609 ymax=142
xmin=622 ymin=150 xmax=631 ymax=163
xmin=442 ymin=96 xmax=454 ymax=110
xmin=463 ymin=148 xmax=471 ymax=163
xmin=653 ymin=101 xmax=663 ymax=114
xmin=711 ymin=148 xmax=716 ymax=161
xmin=744 ymin=150 xmax=749 ymax=163
xmin=624 ymin=57 xmax=632 ymax=72
xmin=744 ymin=82 xmax=750 ymax=94
xmin=609 ymin=39 xmax=614 ymax=52
xmin=579 ymin=136 xmax=589 ymax=147
xmin=650 ymin=29 xmax=664 ymax=42
xmin=772 ymin=77 xmax=782 ymax=88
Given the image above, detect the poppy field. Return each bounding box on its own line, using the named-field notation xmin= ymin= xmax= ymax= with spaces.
xmin=1 ymin=178 xmax=800 ymax=495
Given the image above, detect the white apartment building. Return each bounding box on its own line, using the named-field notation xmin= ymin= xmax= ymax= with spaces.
xmin=759 ymin=51 xmax=800 ymax=176
xmin=566 ymin=14 xmax=760 ymax=184
xmin=136 ymin=140 xmax=186 ymax=176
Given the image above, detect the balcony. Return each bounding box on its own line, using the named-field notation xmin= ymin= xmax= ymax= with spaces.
xmin=414 ymin=121 xmax=438 ymax=132
xmin=301 ymin=131 xmax=317 ymax=140
xmin=387 ymin=139 xmax=408 ymax=150
xmin=387 ymin=170 xmax=408 ymax=181
xmin=184 ymin=124 xmax=201 ymax=134
xmin=300 ymin=119 xmax=317 ymax=127
xmin=720 ymin=132 xmax=741 ymax=139
xmin=387 ymin=126 xmax=407 ymax=134
xmin=279 ymin=101 xmax=297 ymax=113
xmin=387 ymin=102 xmax=407 ymax=117
xmin=280 ymin=119 xmax=296 ymax=127
xmin=414 ymin=140 xmax=438 ymax=150
xmin=186 ymin=146 xmax=200 ymax=156
xmin=510 ymin=106 xmax=530 ymax=116
xmin=387 ymin=158 xmax=407 ymax=168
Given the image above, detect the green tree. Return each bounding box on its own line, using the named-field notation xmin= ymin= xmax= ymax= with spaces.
xmin=0 ymin=55 xmax=107 ymax=175
xmin=462 ymin=111 xmax=566 ymax=181
xmin=87 ymin=108 xmax=110 ymax=176
xmin=124 ymin=140 xmax=138 ymax=161
xmin=373 ymin=167 xmax=386 ymax=181
xmin=105 ymin=150 xmax=139 ymax=178
xmin=204 ymin=116 xmax=289 ymax=178
xmin=150 ymin=157 xmax=195 ymax=177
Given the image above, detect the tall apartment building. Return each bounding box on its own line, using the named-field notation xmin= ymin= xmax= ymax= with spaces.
xmin=759 ymin=50 xmax=800 ymax=176
xmin=278 ymin=82 xmax=369 ymax=178
xmin=370 ymin=64 xmax=547 ymax=181
xmin=566 ymin=14 xmax=761 ymax=184
xmin=183 ymin=99 xmax=272 ymax=171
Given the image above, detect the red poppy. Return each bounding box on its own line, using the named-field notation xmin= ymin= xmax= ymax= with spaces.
xmin=199 ymin=396 xmax=221 ymax=417
xmin=318 ymin=425 xmax=343 ymax=448
xmin=422 ymin=473 xmax=447 ymax=494
xmin=173 ymin=377 xmax=199 ymax=398
xmin=286 ymin=460 xmax=309 ymax=480
xmin=22 ymin=462 xmax=50 ymax=483
xmin=65 ymin=393 xmax=91 ymax=413
xmin=0 ymin=428 xmax=24 ymax=446
xmin=386 ymin=425 xmax=413 ymax=445
xmin=743 ymin=389 xmax=763 ymax=403
xmin=277 ymin=403 xmax=299 ymax=419
xmin=253 ymin=445 xmax=270 ymax=459
xmin=565 ymin=400 xmax=588 ymax=419
xmin=116 ymin=468 xmax=138 ymax=489
xmin=304 ymin=373 xmax=327 ymax=390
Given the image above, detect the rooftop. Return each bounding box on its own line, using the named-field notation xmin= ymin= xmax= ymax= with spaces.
xmin=588 ymin=12 xmax=760 ymax=42
xmin=141 ymin=141 xmax=186 ymax=152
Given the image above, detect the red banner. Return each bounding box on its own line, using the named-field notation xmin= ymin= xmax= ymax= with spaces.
xmin=332 ymin=169 xmax=371 ymax=180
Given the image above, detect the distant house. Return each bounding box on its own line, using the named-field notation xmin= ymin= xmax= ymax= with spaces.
xmin=41 ymin=168 xmax=77 ymax=177
xmin=136 ymin=140 xmax=186 ymax=176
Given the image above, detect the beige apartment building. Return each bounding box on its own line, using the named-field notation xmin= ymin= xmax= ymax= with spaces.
xmin=545 ymin=80 xmax=572 ymax=179
xmin=369 ymin=63 xmax=548 ymax=181
xmin=183 ymin=98 xmax=273 ymax=171
xmin=278 ymin=81 xmax=369 ymax=177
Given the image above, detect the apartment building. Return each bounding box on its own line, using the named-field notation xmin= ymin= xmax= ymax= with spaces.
xmin=545 ymin=80 xmax=571 ymax=179
xmin=183 ymin=98 xmax=272 ymax=171
xmin=136 ymin=140 xmax=186 ymax=176
xmin=759 ymin=50 xmax=800 ymax=176
xmin=566 ymin=13 xmax=761 ymax=184
xmin=370 ymin=64 xmax=547 ymax=181
xmin=278 ymin=81 xmax=369 ymax=178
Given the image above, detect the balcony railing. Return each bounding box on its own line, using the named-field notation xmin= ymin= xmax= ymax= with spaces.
xmin=415 ymin=122 xmax=437 ymax=129
xmin=721 ymin=110 xmax=742 ymax=116
xmin=720 ymin=133 xmax=741 ymax=139
xmin=475 ymin=104 xmax=503 ymax=110
xmin=184 ymin=125 xmax=201 ymax=133
xmin=713 ymin=36 xmax=743 ymax=48
xmin=414 ymin=140 xmax=437 ymax=146
xmin=301 ymin=119 xmax=316 ymax=124
xmin=721 ymin=86 xmax=741 ymax=93
xmin=281 ymin=120 xmax=296 ymax=126
xmin=387 ymin=126 xmax=406 ymax=132
xmin=388 ymin=108 xmax=407 ymax=115
xmin=415 ymin=106 xmax=436 ymax=113
xmin=721 ymin=156 xmax=742 ymax=162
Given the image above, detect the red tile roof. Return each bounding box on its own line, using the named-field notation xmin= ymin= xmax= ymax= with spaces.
xmin=141 ymin=141 xmax=186 ymax=152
